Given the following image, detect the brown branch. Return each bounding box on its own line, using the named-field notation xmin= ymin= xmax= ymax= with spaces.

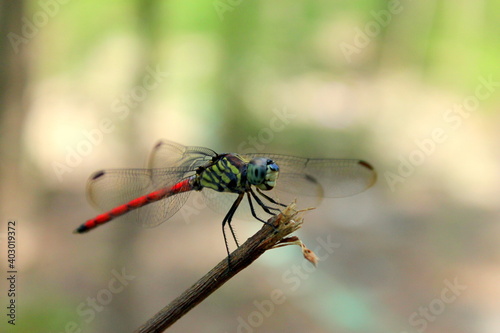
xmin=135 ymin=203 xmax=306 ymax=333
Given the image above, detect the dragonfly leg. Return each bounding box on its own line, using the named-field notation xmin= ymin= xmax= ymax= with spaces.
xmin=222 ymin=193 xmax=244 ymax=265
xmin=249 ymin=188 xmax=281 ymax=215
xmin=246 ymin=191 xmax=278 ymax=230
xmin=256 ymin=188 xmax=287 ymax=208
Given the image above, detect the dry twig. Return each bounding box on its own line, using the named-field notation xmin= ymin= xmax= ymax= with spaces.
xmin=135 ymin=202 xmax=309 ymax=333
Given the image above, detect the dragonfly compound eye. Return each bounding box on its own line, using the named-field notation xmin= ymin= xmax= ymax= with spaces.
xmin=247 ymin=158 xmax=267 ymax=185
xmin=248 ymin=158 xmax=279 ymax=190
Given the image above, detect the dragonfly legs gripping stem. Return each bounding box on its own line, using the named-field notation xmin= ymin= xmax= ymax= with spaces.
xmin=247 ymin=190 xmax=279 ymax=229
xmin=223 ymin=189 xmax=286 ymax=268
xmin=222 ymin=193 xmax=244 ymax=267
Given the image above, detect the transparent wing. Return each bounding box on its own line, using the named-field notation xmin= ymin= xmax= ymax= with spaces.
xmin=86 ymin=140 xmax=219 ymax=227
xmin=201 ymin=154 xmax=376 ymax=222
xmin=147 ymin=139 xmax=216 ymax=170
xmin=87 ymin=169 xmax=155 ymax=211
xmin=138 ymin=189 xmax=192 ymax=227
xmin=242 ymin=154 xmax=377 ymax=198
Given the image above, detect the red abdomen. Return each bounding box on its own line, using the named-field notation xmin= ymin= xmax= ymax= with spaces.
xmin=74 ymin=179 xmax=192 ymax=233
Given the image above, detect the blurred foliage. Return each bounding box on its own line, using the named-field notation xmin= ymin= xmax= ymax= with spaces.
xmin=21 ymin=0 xmax=499 ymax=157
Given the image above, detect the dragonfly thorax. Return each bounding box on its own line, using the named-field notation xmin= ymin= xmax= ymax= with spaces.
xmin=247 ymin=157 xmax=279 ymax=191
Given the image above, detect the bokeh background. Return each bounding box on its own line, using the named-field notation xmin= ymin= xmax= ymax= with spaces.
xmin=1 ymin=1 xmax=499 ymax=332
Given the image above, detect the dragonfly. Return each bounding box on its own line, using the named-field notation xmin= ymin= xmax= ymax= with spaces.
xmin=74 ymin=140 xmax=376 ymax=257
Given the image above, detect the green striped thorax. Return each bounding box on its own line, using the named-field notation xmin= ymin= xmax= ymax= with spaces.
xmin=247 ymin=157 xmax=280 ymax=191
xmin=193 ymin=154 xmax=280 ymax=193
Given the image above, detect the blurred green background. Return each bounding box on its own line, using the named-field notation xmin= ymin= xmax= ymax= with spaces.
xmin=1 ymin=0 xmax=499 ymax=332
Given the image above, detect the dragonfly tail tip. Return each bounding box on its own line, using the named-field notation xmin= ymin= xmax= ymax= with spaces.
xmin=73 ymin=225 xmax=89 ymax=234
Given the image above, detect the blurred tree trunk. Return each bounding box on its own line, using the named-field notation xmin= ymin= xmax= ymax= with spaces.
xmin=0 ymin=1 xmax=29 ymax=217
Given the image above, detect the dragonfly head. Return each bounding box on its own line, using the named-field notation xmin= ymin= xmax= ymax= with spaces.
xmin=247 ymin=158 xmax=279 ymax=190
